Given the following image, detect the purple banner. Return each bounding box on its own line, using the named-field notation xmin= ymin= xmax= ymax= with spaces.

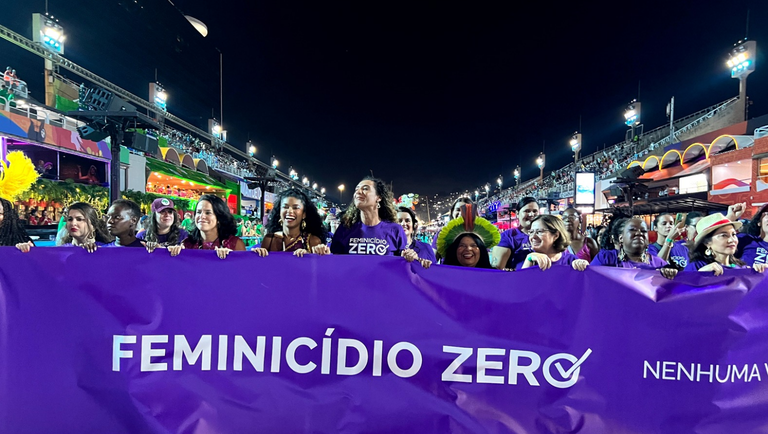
xmin=2 ymin=248 xmax=768 ymax=433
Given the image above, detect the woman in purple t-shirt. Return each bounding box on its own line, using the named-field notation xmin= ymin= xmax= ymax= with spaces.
xmin=514 ymin=215 xmax=589 ymax=272
xmin=684 ymin=213 xmax=767 ymax=275
xmin=737 ymin=203 xmax=768 ymax=267
xmin=590 ymin=218 xmax=677 ymax=279
xmin=319 ymin=177 xmax=413 ymax=259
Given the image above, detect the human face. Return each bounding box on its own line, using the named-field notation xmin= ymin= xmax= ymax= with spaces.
xmin=529 ymin=220 xmax=558 ymax=253
xmin=519 ymin=202 xmax=539 ymax=231
xmin=705 ymin=225 xmax=738 ymax=259
xmin=0 ymin=204 xmax=4 ymax=227
xmin=655 ymin=214 xmax=675 ymax=238
xmin=106 ymin=205 xmax=137 ymax=237
xmin=456 ymin=235 xmax=481 ymax=267
xmin=686 ymin=217 xmax=701 ymax=242
xmin=280 ymin=196 xmax=305 ymax=230
xmin=397 ymin=211 xmax=414 ymax=238
xmin=760 ymin=212 xmax=768 ymax=238
xmin=562 ymin=209 xmax=580 ymax=232
xmin=195 ymin=200 xmax=218 ymax=233
xmin=156 ymin=209 xmax=175 ymax=231
xmin=66 ymin=209 xmax=92 ymax=241
xmin=620 ymin=219 xmax=648 ymax=253
xmin=452 ymin=201 xmax=468 ymax=220
xmin=353 ymin=180 xmax=380 ymax=210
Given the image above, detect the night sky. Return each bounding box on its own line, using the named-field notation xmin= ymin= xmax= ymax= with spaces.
xmin=3 ymin=0 xmax=768 ymax=205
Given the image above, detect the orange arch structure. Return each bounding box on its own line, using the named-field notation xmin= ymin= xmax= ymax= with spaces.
xmin=159 ymin=147 xmax=181 ymax=166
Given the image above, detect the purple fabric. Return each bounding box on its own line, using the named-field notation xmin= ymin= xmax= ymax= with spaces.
xmin=411 ymin=239 xmax=436 ymax=263
xmin=330 ymin=221 xmax=407 ymax=255
xmin=647 ymin=240 xmax=690 ymax=269
xmin=567 ymin=240 xmax=592 ymax=262
xmin=4 ymin=248 xmax=768 ymax=433
xmin=737 ymin=232 xmax=768 ymax=266
xmin=512 ymin=249 xmax=579 ymax=270
xmin=684 ymin=259 xmax=752 ymax=272
xmin=136 ymin=228 xmax=189 ymax=245
xmin=590 ymin=249 xmax=668 ymax=269
xmin=497 ymin=227 xmax=533 ymax=267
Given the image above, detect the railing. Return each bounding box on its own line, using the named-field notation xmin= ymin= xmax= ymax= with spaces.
xmin=755 ymin=125 xmax=768 ymax=139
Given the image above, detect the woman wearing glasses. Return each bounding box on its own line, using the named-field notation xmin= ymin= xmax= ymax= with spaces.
xmin=511 ymin=215 xmax=589 ymax=271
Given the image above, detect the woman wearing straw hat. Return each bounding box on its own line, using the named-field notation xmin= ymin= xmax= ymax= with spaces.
xmin=685 ymin=213 xmax=767 ymax=275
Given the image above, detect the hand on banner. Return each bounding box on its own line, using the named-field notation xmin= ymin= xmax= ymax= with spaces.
xmin=401 ymin=249 xmax=418 ymax=262
xmin=15 ymin=241 xmax=33 ymax=253
xmin=754 ymin=263 xmax=767 ymax=273
xmin=571 ymin=259 xmax=589 ymax=271
xmin=215 ymin=247 xmax=233 ymax=259
xmin=168 ymin=245 xmax=183 ymax=257
xmin=312 ymin=245 xmax=331 ymax=255
xmin=659 ymin=268 xmax=678 ymax=279
xmin=698 ymin=262 xmax=724 ymax=276
xmin=418 ymin=258 xmax=432 ymax=269
xmin=250 ymin=247 xmax=269 ymax=257
xmin=726 ymin=202 xmax=747 ymax=221
xmin=293 ymin=248 xmax=310 ymax=258
xmin=523 ymin=253 xmax=552 ymax=270
xmin=81 ymin=242 xmax=99 ymax=253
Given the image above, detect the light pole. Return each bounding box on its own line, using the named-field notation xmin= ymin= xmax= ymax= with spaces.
xmin=497 ymin=176 xmax=503 ymax=192
xmin=624 ymin=100 xmax=642 ymax=145
xmin=569 ymin=132 xmax=582 ymax=165
xmin=321 ymin=187 xmax=326 ymax=195
xmin=484 ymin=184 xmax=490 ymax=198
xmin=247 ymin=140 xmax=256 ymax=156
xmin=271 ymin=156 xmax=279 ymax=169
xmin=727 ymin=40 xmax=756 ymax=120
xmin=536 ymin=153 xmax=545 ymax=182
xmin=514 ymin=166 xmax=520 ymax=188
xmin=338 ymin=184 xmax=345 ymax=205
xmin=475 ymin=190 xmax=479 ymax=201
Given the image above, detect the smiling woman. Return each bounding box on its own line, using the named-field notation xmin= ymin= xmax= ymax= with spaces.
xmin=182 ymin=194 xmax=246 ymax=258
xmin=252 ymin=188 xmax=326 ymax=257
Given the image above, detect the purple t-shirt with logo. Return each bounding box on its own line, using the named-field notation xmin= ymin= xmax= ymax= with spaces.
xmin=136 ymin=228 xmax=189 ymax=245
xmin=511 ymin=249 xmax=579 ymax=270
xmin=736 ymin=233 xmax=768 ymax=266
xmin=331 ymin=221 xmax=407 ymax=256
xmin=590 ymin=249 xmax=668 ymax=269
xmin=647 ymin=240 xmax=689 ymax=269
xmin=497 ymin=228 xmax=533 ymax=267
xmin=684 ymin=260 xmax=751 ymax=272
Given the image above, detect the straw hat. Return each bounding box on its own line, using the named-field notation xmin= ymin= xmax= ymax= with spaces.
xmin=693 ymin=213 xmax=742 ymax=248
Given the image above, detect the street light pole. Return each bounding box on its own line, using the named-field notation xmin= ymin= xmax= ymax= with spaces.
xmin=536 ymin=153 xmax=545 ymax=182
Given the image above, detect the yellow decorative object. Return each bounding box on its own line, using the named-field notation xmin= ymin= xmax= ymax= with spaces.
xmin=0 ymin=151 xmax=40 ymax=201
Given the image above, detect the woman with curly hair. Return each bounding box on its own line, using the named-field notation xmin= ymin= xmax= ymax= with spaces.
xmin=1 ymin=197 xmax=33 ymax=247
xmin=321 ymin=176 xmax=409 ymax=257
xmin=251 ymin=188 xmax=326 ymax=257
xmin=182 ymin=194 xmax=245 ymax=259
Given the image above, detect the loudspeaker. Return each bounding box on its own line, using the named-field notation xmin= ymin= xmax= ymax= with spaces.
xmin=76 ymin=124 xmax=109 ymax=142
xmin=81 ymin=86 xmax=136 ymax=112
xmin=619 ymin=165 xmax=644 ymax=179
xmin=124 ymin=131 xmax=159 ymax=154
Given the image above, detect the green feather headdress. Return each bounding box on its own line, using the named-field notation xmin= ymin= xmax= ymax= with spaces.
xmin=436 ymin=203 xmax=501 ymax=258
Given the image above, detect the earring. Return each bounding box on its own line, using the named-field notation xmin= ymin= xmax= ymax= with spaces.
xmin=377 ymin=202 xmax=381 ymax=209
xmin=705 ymin=247 xmax=713 ymax=257
xmin=618 ymin=246 xmax=627 ymax=262
xmin=641 ymin=250 xmax=648 ymax=263
xmin=301 ymin=219 xmax=306 ymax=230
xmin=279 ymin=218 xmax=283 ymax=225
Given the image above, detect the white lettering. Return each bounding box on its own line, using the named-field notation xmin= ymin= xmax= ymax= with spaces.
xmin=173 ymin=335 xmax=212 ymax=371
xmin=387 ymin=342 xmax=422 ymax=378
xmin=112 ymin=335 xmax=136 ymax=372
xmin=508 ymin=350 xmax=541 ymax=386
xmin=233 ymin=335 xmax=265 ymax=371
xmin=337 ymin=338 xmax=368 ymax=375
xmin=643 ymin=360 xmax=660 ymax=379
xmin=141 ymin=335 xmax=168 ymax=372
xmin=286 ymin=337 xmax=317 ymax=374
xmin=476 ymin=348 xmax=505 ymax=384
xmin=442 ymin=346 xmax=473 ymax=383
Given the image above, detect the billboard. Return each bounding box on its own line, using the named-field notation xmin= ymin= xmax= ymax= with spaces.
xmin=574 ymin=172 xmax=596 ymax=206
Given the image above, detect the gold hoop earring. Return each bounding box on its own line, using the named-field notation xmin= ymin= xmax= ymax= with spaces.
xmin=301 ymin=219 xmax=306 ymax=230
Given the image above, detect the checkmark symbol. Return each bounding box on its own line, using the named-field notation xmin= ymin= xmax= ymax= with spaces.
xmin=555 ymin=348 xmax=593 ymax=379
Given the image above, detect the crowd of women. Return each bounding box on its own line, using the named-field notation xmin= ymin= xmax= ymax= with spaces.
xmin=2 ymin=175 xmax=767 ymax=278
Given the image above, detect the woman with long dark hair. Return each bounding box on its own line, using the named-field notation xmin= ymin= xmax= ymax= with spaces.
xmin=397 ymin=206 xmax=435 ymax=267
xmin=436 ymin=203 xmax=499 ymax=269
xmin=432 ymin=196 xmax=475 ymax=261
xmin=321 ymin=177 xmax=409 ymax=257
xmin=443 ymin=233 xmax=494 ymax=269
xmin=686 ymin=213 xmax=766 ymax=275
xmin=737 ymin=203 xmax=768 ymax=266
xmin=647 ymin=213 xmax=687 ymax=268
xmin=139 ymin=198 xmax=187 ymax=256
xmin=492 ymin=197 xmax=539 ymax=269
xmin=252 ymin=188 xmax=327 ymax=257
xmin=182 ymin=194 xmax=245 ymax=259
xmin=1 ymin=197 xmax=33 ymax=248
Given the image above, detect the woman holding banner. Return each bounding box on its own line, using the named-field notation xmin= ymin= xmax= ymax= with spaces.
xmin=737 ymin=203 xmax=768 ymax=267
xmin=19 ymin=202 xmax=114 ymax=253
xmin=182 ymin=194 xmax=246 ymax=259
xmin=685 ymin=213 xmax=766 ymax=275
xmin=252 ymin=188 xmax=326 ymax=257
xmin=432 ymin=196 xmax=475 ymax=262
xmin=319 ymin=177 xmax=414 ymax=260
xmin=139 ymin=198 xmax=186 ymax=256
xmin=437 ymin=203 xmax=498 ymax=269
xmin=512 ymin=215 xmax=589 ymax=271
xmin=492 ymin=197 xmax=539 ymax=270
xmin=590 ymin=218 xmax=677 ymax=279
xmin=397 ymin=206 xmax=434 ymax=268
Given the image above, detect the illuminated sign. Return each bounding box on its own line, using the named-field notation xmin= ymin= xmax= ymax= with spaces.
xmin=574 ymin=172 xmax=596 ymax=206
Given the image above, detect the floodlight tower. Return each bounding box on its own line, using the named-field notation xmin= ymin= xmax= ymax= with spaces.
xmin=624 ymin=100 xmax=642 ymax=144
xmin=536 ymin=153 xmax=545 ymax=182
xmin=727 ymin=40 xmax=756 ymax=120
xmin=569 ymin=132 xmax=582 ymax=164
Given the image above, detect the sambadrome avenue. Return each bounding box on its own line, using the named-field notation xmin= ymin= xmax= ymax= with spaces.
xmin=3 ymin=1 xmax=768 ymax=433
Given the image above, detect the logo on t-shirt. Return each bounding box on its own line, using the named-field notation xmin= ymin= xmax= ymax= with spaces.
xmin=670 ymin=256 xmax=688 ymax=268
xmin=756 ymin=247 xmax=768 ymax=264
xmin=349 ymin=237 xmax=389 ymax=255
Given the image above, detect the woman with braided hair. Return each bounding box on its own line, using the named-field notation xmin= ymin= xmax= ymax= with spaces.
xmin=0 ymin=198 xmax=33 ymax=247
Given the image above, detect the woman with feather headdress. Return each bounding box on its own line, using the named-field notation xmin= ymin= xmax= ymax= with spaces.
xmin=436 ymin=203 xmax=500 ymax=269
